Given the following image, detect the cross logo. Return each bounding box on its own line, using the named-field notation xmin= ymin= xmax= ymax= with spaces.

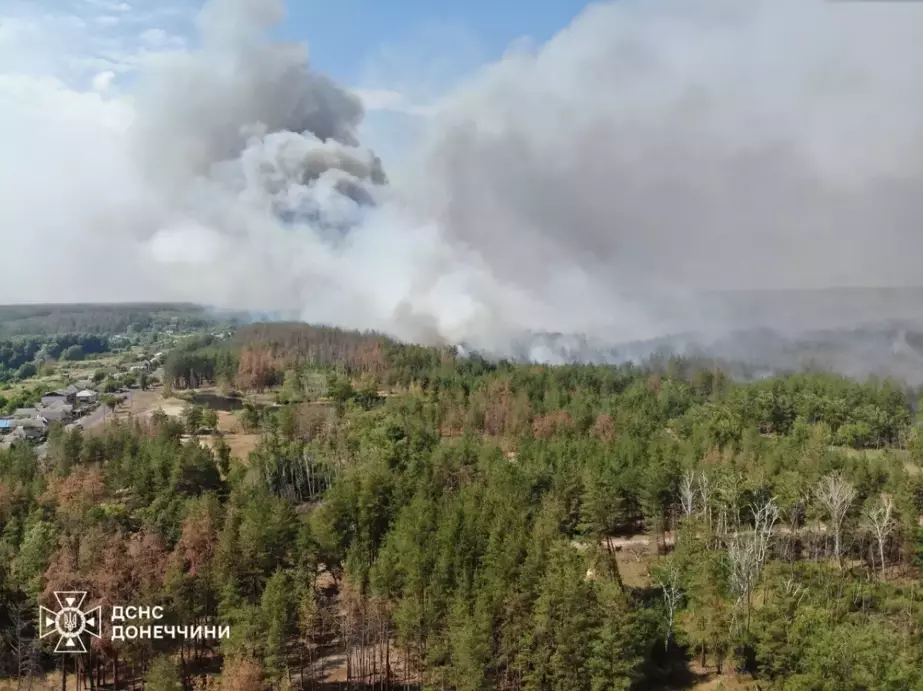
xmin=39 ymin=591 xmax=102 ymax=653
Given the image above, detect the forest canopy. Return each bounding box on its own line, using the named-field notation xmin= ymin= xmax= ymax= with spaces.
xmin=3 ymin=321 xmax=923 ymax=690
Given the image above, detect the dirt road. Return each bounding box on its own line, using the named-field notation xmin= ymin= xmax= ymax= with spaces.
xmin=67 ymin=391 xmax=133 ymax=431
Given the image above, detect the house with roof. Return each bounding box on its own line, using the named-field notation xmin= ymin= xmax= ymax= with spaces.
xmin=13 ymin=407 xmax=40 ymax=419
xmin=41 ymin=385 xmax=78 ymax=407
xmin=16 ymin=418 xmax=48 ymax=440
xmin=39 ymin=403 xmax=74 ymax=424
xmin=76 ymin=389 xmax=98 ymax=405
xmin=40 ymin=393 xmax=65 ymax=407
xmin=0 ymin=416 xmax=49 ymax=443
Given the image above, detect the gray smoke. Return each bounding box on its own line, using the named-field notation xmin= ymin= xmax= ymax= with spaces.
xmin=409 ymin=0 xmax=923 ymax=344
xmin=3 ymin=0 xmax=923 ymax=372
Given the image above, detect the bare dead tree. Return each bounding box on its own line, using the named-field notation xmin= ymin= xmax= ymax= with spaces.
xmin=753 ymin=499 xmax=780 ymax=568
xmin=4 ymin=600 xmax=40 ymax=691
xmin=863 ymin=493 xmax=896 ymax=578
xmin=782 ymin=577 xmax=810 ymax=608
xmin=815 ymin=472 xmax=856 ymax=567
xmin=727 ymin=498 xmax=780 ymax=636
xmin=780 ymin=493 xmax=808 ymax=566
xmin=653 ymin=558 xmax=682 ymax=650
xmin=679 ymin=470 xmax=697 ymax=518
xmin=715 ymin=472 xmax=744 ymax=541
xmin=697 ymin=471 xmax=713 ymax=522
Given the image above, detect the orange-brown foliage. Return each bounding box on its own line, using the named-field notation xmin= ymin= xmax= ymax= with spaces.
xmin=0 ymin=480 xmax=14 ymax=523
xmin=174 ymin=503 xmax=218 ymax=578
xmin=42 ymin=535 xmax=84 ymax=599
xmin=89 ymin=531 xmax=169 ymax=605
xmin=40 ymin=467 xmax=106 ymax=520
xmin=294 ymin=403 xmax=333 ymax=442
xmin=589 ymin=413 xmax=616 ymax=441
xmin=483 ymin=380 xmax=512 ymax=436
xmin=219 ymin=656 xmax=265 ymax=691
xmin=233 ymin=323 xmax=389 ymax=376
xmin=532 ymin=410 xmax=574 ymax=439
xmin=236 ymin=348 xmax=280 ymax=392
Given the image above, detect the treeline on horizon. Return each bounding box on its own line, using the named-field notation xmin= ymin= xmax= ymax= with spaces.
xmin=5 ymin=322 xmax=923 ymax=689
xmin=0 ymin=334 xmax=111 ymax=371
xmin=166 ymin=323 xmax=916 ymax=451
xmin=0 ymin=303 xmax=231 ymax=338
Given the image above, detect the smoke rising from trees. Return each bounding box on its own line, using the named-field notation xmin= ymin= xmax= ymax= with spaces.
xmin=2 ymin=0 xmax=923 ymax=359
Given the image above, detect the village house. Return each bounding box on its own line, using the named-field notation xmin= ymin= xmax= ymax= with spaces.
xmin=19 ymin=418 xmax=48 ymax=438
xmin=0 ymin=413 xmax=51 ymax=445
xmin=76 ymin=389 xmax=98 ymax=405
xmin=39 ymin=403 xmax=74 ymax=424
xmin=41 ymin=385 xmax=78 ymax=407
xmin=40 ymin=393 xmax=65 ymax=407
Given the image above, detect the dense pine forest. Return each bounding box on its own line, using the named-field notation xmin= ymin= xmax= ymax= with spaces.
xmin=4 ymin=322 xmax=923 ymax=690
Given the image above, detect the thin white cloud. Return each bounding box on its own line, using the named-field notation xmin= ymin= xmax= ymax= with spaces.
xmin=0 ymin=0 xmax=193 ymax=84
xmin=84 ymin=0 xmax=132 ymax=11
xmin=139 ymin=27 xmax=184 ymax=49
xmin=91 ymin=69 xmax=115 ymax=92
xmin=352 ymin=88 xmax=439 ymax=117
xmin=139 ymin=27 xmax=166 ymax=44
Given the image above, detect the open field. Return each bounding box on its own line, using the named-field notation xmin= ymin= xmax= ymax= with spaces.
xmin=183 ymin=430 xmax=262 ymax=461
xmin=108 ymin=388 xmax=263 ymax=461
xmin=112 ymin=388 xmax=186 ymax=421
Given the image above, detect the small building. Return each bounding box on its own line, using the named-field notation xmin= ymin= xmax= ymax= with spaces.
xmin=0 ymin=417 xmax=47 ymax=444
xmin=17 ymin=418 xmax=48 ymax=440
xmin=76 ymin=389 xmax=98 ymax=405
xmin=39 ymin=404 xmax=74 ymax=424
xmin=42 ymin=386 xmax=78 ymax=406
xmin=12 ymin=408 xmax=39 ymax=419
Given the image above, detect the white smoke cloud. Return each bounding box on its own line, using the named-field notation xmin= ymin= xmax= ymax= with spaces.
xmin=2 ymin=0 xmax=923 ymax=354
xmin=92 ymin=70 xmax=116 ymax=92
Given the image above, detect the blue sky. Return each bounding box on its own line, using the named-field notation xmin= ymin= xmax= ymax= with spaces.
xmin=283 ymin=0 xmax=595 ymax=167
xmin=279 ymin=0 xmax=593 ymax=86
xmin=0 ymin=0 xmax=594 ymax=87
xmin=0 ymin=0 xmax=595 ymax=164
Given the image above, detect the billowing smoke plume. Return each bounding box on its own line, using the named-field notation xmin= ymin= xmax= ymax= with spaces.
xmin=3 ymin=0 xmax=923 ymax=362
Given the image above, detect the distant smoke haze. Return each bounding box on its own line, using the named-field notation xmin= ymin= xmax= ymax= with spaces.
xmin=2 ymin=0 xmax=923 ymax=359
